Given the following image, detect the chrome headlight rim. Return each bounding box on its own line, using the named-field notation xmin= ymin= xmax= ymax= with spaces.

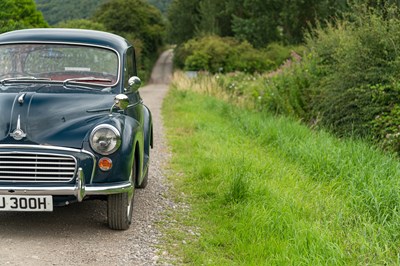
xmin=89 ymin=124 xmax=121 ymax=155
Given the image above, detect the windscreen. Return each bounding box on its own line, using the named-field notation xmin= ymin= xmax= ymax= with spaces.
xmin=0 ymin=44 xmax=119 ymax=85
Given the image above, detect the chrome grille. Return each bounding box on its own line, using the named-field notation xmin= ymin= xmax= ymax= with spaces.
xmin=0 ymin=152 xmax=76 ymax=182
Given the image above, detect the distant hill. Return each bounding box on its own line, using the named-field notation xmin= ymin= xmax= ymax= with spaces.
xmin=35 ymin=0 xmax=172 ymax=25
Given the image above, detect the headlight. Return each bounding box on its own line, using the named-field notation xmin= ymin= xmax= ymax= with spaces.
xmin=90 ymin=125 xmax=121 ymax=155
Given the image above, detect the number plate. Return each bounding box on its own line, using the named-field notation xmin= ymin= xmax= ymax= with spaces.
xmin=0 ymin=195 xmax=53 ymax=212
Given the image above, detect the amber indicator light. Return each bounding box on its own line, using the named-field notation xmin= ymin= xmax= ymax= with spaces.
xmin=99 ymin=157 xmax=113 ymax=171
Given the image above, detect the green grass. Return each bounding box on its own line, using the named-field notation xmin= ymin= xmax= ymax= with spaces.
xmin=162 ymin=87 xmax=400 ymax=265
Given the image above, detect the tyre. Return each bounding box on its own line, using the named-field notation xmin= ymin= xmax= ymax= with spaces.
xmin=136 ymin=139 xmax=150 ymax=189
xmin=107 ymin=191 xmax=134 ymax=230
xmin=107 ymin=158 xmax=136 ymax=230
xmin=136 ymin=166 xmax=148 ymax=189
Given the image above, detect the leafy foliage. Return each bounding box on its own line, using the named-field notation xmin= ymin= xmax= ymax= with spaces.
xmin=305 ymin=4 xmax=400 ymax=143
xmin=35 ymin=0 xmax=171 ymax=25
xmin=166 ymin=0 xmax=199 ymax=44
xmin=175 ymin=36 xmax=303 ymax=74
xmin=147 ymin=0 xmax=172 ymax=14
xmin=0 ymin=0 xmax=48 ymax=33
xmin=167 ymin=0 xmax=349 ymax=46
xmin=175 ymin=36 xmax=275 ymax=74
xmin=92 ymin=0 xmax=165 ymax=82
xmin=56 ymin=19 xmax=106 ymax=31
xmin=192 ymin=4 xmax=400 ymax=153
xmin=93 ymin=0 xmax=164 ymax=55
xmin=279 ymin=0 xmax=348 ymax=43
xmin=230 ymin=0 xmax=283 ymax=47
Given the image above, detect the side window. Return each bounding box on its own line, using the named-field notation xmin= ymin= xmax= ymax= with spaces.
xmin=124 ymin=47 xmax=135 ymax=92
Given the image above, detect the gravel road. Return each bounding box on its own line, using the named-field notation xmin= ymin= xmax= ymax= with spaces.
xmin=0 ymin=50 xmax=174 ymax=266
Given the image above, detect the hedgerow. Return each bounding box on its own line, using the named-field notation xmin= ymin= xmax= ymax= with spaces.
xmin=174 ymin=4 xmax=400 ymax=153
xmin=174 ymin=36 xmax=277 ymax=74
xmin=259 ymin=4 xmax=400 ymax=152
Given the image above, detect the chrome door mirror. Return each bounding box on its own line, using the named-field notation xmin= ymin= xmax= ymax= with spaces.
xmin=110 ymin=94 xmax=129 ymax=114
xmin=114 ymin=94 xmax=129 ymax=109
xmin=128 ymin=76 xmax=141 ymax=91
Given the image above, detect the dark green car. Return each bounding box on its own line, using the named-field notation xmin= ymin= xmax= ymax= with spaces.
xmin=0 ymin=29 xmax=153 ymax=230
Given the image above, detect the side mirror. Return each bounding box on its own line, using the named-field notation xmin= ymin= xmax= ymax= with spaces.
xmin=113 ymin=94 xmax=129 ymax=110
xmin=128 ymin=76 xmax=141 ymax=91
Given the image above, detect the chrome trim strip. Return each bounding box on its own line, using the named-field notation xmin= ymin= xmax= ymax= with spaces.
xmin=127 ymin=102 xmax=140 ymax=108
xmin=75 ymin=168 xmax=85 ymax=202
xmin=0 ymin=144 xmax=88 ymax=153
xmin=18 ymin=93 xmax=25 ymax=104
xmin=0 ymin=166 xmax=75 ymax=170
xmin=0 ymin=156 xmax=74 ymax=160
xmin=0 ymin=161 xmax=75 ymax=165
xmin=0 ymin=171 xmax=73 ymax=175
xmin=0 ymin=42 xmax=121 ymax=87
xmin=0 ymin=172 xmax=132 ymax=202
xmin=0 ymin=184 xmax=132 ymax=196
xmin=10 ymin=115 xmax=27 ymax=140
xmin=0 ymin=185 xmax=133 ymax=196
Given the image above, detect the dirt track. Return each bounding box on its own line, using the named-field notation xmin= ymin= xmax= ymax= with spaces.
xmin=0 ymin=50 xmax=174 ymax=265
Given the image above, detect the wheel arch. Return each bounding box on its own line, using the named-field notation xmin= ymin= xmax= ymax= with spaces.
xmin=134 ymin=140 xmax=142 ymax=186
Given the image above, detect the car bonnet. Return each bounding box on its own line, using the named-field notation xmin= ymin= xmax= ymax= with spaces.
xmin=0 ymin=91 xmax=116 ymax=148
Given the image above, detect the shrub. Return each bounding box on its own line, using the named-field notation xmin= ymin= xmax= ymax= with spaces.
xmin=263 ymin=43 xmax=306 ymax=67
xmin=259 ymin=4 xmax=400 ymax=152
xmin=306 ymin=5 xmax=400 ymax=144
xmin=174 ymin=4 xmax=400 ymax=153
xmin=175 ymin=36 xmax=275 ymax=74
xmin=371 ymin=98 xmax=400 ymax=152
xmin=56 ymin=19 xmax=106 ymax=31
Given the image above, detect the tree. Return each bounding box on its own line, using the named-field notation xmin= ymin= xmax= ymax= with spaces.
xmin=167 ymin=0 xmax=349 ymax=47
xmin=56 ymin=19 xmax=107 ymax=31
xmin=230 ymin=0 xmax=283 ymax=47
xmin=0 ymin=0 xmax=48 ymax=33
xmin=197 ymin=0 xmax=236 ymax=37
xmin=94 ymin=0 xmax=165 ymax=55
xmin=280 ymin=0 xmax=348 ymax=44
xmin=167 ymin=0 xmax=200 ymax=45
xmin=147 ymin=0 xmax=173 ymax=14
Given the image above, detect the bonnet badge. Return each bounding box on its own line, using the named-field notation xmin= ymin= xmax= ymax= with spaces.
xmin=10 ymin=115 xmax=26 ymax=140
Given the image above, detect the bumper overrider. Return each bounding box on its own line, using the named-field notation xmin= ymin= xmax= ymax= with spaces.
xmin=0 ymin=144 xmax=133 ymax=202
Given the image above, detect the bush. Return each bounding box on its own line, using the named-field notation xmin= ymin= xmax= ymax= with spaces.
xmin=306 ymin=5 xmax=400 ymax=144
xmin=175 ymin=36 xmax=275 ymax=74
xmin=263 ymin=43 xmax=305 ymax=67
xmin=56 ymin=19 xmax=107 ymax=31
xmin=174 ymin=4 xmax=400 ymax=153
xmin=262 ymin=4 xmax=400 ymax=152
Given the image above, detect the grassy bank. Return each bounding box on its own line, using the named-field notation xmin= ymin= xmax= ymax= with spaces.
xmin=162 ymin=84 xmax=400 ymax=264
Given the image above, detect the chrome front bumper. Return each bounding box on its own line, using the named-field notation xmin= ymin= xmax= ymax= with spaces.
xmin=0 ymin=168 xmax=132 ymax=202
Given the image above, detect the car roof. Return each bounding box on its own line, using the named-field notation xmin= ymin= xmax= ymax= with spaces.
xmin=0 ymin=28 xmax=131 ymax=52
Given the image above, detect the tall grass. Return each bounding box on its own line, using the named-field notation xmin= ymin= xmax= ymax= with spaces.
xmin=163 ymin=81 xmax=400 ymax=264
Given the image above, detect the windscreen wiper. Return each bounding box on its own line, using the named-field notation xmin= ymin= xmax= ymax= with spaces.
xmin=0 ymin=76 xmax=51 ymax=85
xmin=62 ymin=77 xmax=113 ymax=92
xmin=63 ymin=77 xmax=112 ymax=86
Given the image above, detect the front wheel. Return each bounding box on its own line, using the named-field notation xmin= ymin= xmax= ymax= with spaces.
xmin=136 ymin=166 xmax=148 ymax=189
xmin=107 ymin=158 xmax=136 ymax=230
xmin=107 ymin=191 xmax=134 ymax=230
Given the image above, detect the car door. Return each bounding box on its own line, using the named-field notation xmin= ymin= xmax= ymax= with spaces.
xmin=124 ymin=47 xmax=144 ymax=123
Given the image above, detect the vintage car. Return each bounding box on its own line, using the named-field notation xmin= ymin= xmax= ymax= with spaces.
xmin=0 ymin=29 xmax=153 ymax=230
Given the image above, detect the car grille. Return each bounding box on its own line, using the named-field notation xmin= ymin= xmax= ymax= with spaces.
xmin=0 ymin=152 xmax=77 ymax=182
